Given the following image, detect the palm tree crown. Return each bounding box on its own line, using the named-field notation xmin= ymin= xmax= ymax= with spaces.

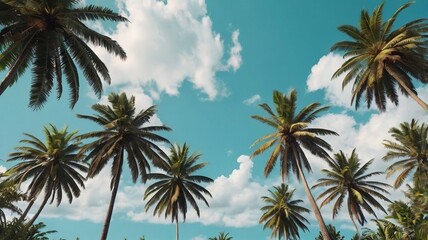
xmin=208 ymin=232 xmax=233 ymax=240
xmin=0 ymin=0 xmax=128 ymax=108
xmin=144 ymin=143 xmax=213 ymax=240
xmin=5 ymin=124 xmax=88 ymax=225
xmin=383 ymin=119 xmax=428 ymax=189
xmin=259 ymin=183 xmax=309 ymax=240
xmin=313 ymin=149 xmax=391 ymax=233
xmin=77 ymin=92 xmax=170 ymax=240
xmin=331 ymin=2 xmax=428 ymax=111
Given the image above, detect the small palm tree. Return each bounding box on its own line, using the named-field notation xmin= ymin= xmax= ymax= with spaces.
xmin=383 ymin=119 xmax=428 ymax=189
xmin=312 ymin=149 xmax=391 ymax=234
xmin=251 ymin=89 xmax=338 ymax=240
xmin=144 ymin=143 xmax=213 ymax=240
xmin=259 ymin=184 xmax=309 ymax=240
xmin=0 ymin=178 xmax=25 ymax=226
xmin=331 ymin=2 xmax=428 ymax=111
xmin=78 ymin=92 xmax=171 ymax=240
xmin=0 ymin=0 xmax=128 ymax=108
xmin=360 ymin=219 xmax=403 ymax=240
xmin=5 ymin=124 xmax=88 ymax=226
xmin=208 ymin=232 xmax=232 ymax=240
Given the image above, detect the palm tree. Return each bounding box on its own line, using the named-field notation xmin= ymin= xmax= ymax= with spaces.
xmin=360 ymin=219 xmax=404 ymax=240
xmin=259 ymin=183 xmax=309 ymax=240
xmin=383 ymin=119 xmax=428 ymax=189
xmin=208 ymin=232 xmax=232 ymax=240
xmin=331 ymin=2 xmax=428 ymax=111
xmin=144 ymin=143 xmax=213 ymax=240
xmin=251 ymin=89 xmax=338 ymax=240
xmin=0 ymin=0 xmax=128 ymax=109
xmin=5 ymin=124 xmax=87 ymax=226
xmin=312 ymin=149 xmax=391 ymax=234
xmin=0 ymin=178 xmax=25 ymax=226
xmin=77 ymin=92 xmax=171 ymax=240
xmin=315 ymin=224 xmax=345 ymax=240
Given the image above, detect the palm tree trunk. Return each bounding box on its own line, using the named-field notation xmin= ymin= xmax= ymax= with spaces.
xmin=350 ymin=215 xmax=360 ymax=236
xmin=26 ymin=194 xmax=50 ymax=226
xmin=175 ymin=215 xmax=179 ymax=240
xmin=386 ymin=66 xmax=428 ymax=111
xmin=294 ymin=157 xmax=331 ymax=240
xmin=100 ymin=151 xmax=124 ymax=240
xmin=19 ymin=198 xmax=35 ymax=221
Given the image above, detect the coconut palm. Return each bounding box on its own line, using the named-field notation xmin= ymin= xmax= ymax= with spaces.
xmin=313 ymin=149 xmax=391 ymax=234
xmin=78 ymin=92 xmax=171 ymax=240
xmin=251 ymin=89 xmax=338 ymax=240
xmin=360 ymin=219 xmax=404 ymax=240
xmin=259 ymin=183 xmax=309 ymax=240
xmin=5 ymin=124 xmax=87 ymax=226
xmin=0 ymin=0 xmax=127 ymax=109
xmin=331 ymin=2 xmax=428 ymax=111
xmin=208 ymin=232 xmax=232 ymax=240
xmin=144 ymin=143 xmax=213 ymax=240
xmin=383 ymin=119 xmax=428 ymax=189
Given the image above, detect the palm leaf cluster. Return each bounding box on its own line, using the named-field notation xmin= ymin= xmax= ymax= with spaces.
xmin=259 ymin=184 xmax=309 ymax=240
xmin=332 ymin=2 xmax=428 ymax=111
xmin=0 ymin=0 xmax=127 ymax=108
xmin=5 ymin=124 xmax=88 ymax=225
xmin=313 ymin=149 xmax=390 ymax=232
xmin=383 ymin=119 xmax=428 ymax=189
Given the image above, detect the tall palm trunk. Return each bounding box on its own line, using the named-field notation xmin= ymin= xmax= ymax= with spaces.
xmin=19 ymin=198 xmax=35 ymax=221
xmin=100 ymin=150 xmax=124 ymax=240
xmin=386 ymin=66 xmax=428 ymax=111
xmin=175 ymin=215 xmax=179 ymax=240
xmin=350 ymin=214 xmax=360 ymax=236
xmin=26 ymin=193 xmax=50 ymax=226
xmin=294 ymin=154 xmax=331 ymax=240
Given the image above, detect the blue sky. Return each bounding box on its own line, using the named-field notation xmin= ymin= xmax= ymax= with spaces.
xmin=1 ymin=0 xmax=428 ymax=239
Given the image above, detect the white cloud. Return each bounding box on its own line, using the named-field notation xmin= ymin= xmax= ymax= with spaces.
xmin=243 ymin=94 xmax=261 ymax=106
xmin=93 ymin=0 xmax=241 ymax=101
xmin=192 ymin=236 xmax=207 ymax=240
xmin=226 ymin=30 xmax=243 ymax=71
xmin=0 ymin=165 xmax=6 ymax=174
xmin=306 ymin=52 xmax=353 ymax=108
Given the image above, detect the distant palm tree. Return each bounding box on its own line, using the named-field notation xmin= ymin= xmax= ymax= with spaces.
xmin=5 ymin=124 xmax=87 ymax=226
xmin=259 ymin=183 xmax=309 ymax=240
xmin=383 ymin=119 xmax=428 ymax=189
xmin=331 ymin=2 xmax=428 ymax=111
xmin=360 ymin=219 xmax=403 ymax=240
xmin=312 ymin=149 xmax=391 ymax=234
xmin=208 ymin=232 xmax=232 ymax=240
xmin=0 ymin=0 xmax=128 ymax=108
xmin=144 ymin=143 xmax=213 ymax=240
xmin=78 ymin=92 xmax=170 ymax=240
xmin=0 ymin=178 xmax=25 ymax=226
xmin=251 ymin=89 xmax=338 ymax=240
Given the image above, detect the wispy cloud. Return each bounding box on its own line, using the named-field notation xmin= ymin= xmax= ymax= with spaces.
xmin=243 ymin=94 xmax=261 ymax=106
xmin=227 ymin=30 xmax=243 ymax=71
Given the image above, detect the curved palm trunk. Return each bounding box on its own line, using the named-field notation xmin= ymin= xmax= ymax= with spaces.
xmin=100 ymin=151 xmax=124 ymax=240
xmin=26 ymin=194 xmax=50 ymax=226
xmin=175 ymin=215 xmax=179 ymax=240
xmin=350 ymin=215 xmax=360 ymax=236
xmin=386 ymin=66 xmax=428 ymax=111
xmin=295 ymin=158 xmax=331 ymax=240
xmin=19 ymin=198 xmax=35 ymax=221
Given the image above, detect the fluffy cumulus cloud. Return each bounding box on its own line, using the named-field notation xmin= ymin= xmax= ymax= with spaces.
xmin=243 ymin=94 xmax=261 ymax=106
xmin=306 ymin=52 xmax=353 ymax=108
xmin=30 ymin=155 xmax=269 ymax=228
xmin=93 ymin=0 xmax=242 ymax=101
